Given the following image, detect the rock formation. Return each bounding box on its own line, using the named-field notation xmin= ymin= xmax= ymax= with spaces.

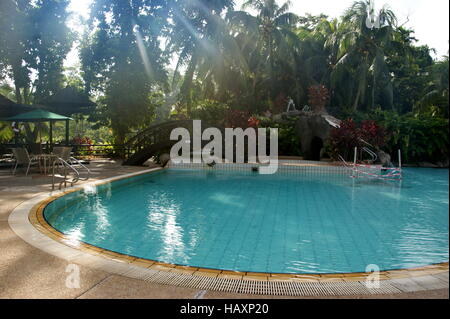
xmin=294 ymin=114 xmax=335 ymax=161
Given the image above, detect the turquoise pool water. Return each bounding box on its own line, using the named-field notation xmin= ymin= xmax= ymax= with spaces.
xmin=44 ymin=168 xmax=449 ymax=274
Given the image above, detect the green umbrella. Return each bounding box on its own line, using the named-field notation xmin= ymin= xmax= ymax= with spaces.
xmin=4 ymin=109 xmax=73 ymax=122
xmin=3 ymin=109 xmax=73 ymax=146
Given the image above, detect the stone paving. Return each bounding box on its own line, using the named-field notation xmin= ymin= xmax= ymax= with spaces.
xmin=0 ymin=160 xmax=448 ymax=299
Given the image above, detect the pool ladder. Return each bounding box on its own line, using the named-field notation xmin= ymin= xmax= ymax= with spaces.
xmin=362 ymin=147 xmax=378 ymax=163
xmin=51 ymin=157 xmax=90 ymax=191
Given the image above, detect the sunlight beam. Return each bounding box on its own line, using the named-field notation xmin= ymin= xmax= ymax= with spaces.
xmin=134 ymin=25 xmax=155 ymax=81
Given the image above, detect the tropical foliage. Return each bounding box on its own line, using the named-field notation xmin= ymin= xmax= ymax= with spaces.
xmin=0 ymin=0 xmax=73 ymax=104
xmin=368 ymin=110 xmax=449 ymax=164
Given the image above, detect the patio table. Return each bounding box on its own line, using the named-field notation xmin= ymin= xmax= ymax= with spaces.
xmin=34 ymin=154 xmax=58 ymax=175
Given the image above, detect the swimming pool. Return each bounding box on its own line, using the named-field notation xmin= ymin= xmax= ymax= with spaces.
xmin=43 ymin=167 xmax=449 ymax=274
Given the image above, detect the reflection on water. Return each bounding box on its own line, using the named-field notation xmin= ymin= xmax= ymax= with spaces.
xmin=209 ymin=193 xmax=245 ymax=207
xmin=146 ymin=191 xmax=188 ymax=263
xmin=394 ymin=221 xmax=449 ymax=268
xmin=64 ymin=223 xmax=84 ymax=244
xmin=44 ymin=168 xmax=449 ymax=274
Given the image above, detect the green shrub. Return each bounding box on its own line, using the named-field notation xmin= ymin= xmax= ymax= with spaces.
xmin=259 ymin=117 xmax=302 ymax=156
xmin=190 ymin=100 xmax=231 ymax=127
xmin=339 ymin=110 xmax=449 ymax=164
xmin=0 ymin=122 xmax=13 ymax=143
xmin=375 ymin=111 xmax=449 ymax=164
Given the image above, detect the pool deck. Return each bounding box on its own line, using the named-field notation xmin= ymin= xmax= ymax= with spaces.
xmin=1 ymin=160 xmax=448 ymax=299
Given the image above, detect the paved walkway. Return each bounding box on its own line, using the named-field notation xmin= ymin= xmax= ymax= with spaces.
xmin=0 ymin=161 xmax=448 ymax=299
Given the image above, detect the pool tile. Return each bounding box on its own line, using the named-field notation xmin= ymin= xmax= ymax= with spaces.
xmin=193 ymin=271 xmax=219 ymax=278
xmin=149 ymin=264 xmax=176 ymax=272
xmin=130 ymin=259 xmax=155 ymax=268
xmin=218 ymin=273 xmax=244 ymax=280
xmin=221 ymin=270 xmax=246 ymax=276
xmin=197 ymin=268 xmax=221 ymax=274
xmin=244 ymin=275 xmax=269 ymax=281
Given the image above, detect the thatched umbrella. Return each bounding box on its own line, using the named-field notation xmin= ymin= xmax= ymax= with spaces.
xmin=40 ymin=87 xmax=97 ymax=137
xmin=0 ymin=94 xmax=35 ymax=118
xmin=40 ymin=87 xmax=96 ymax=117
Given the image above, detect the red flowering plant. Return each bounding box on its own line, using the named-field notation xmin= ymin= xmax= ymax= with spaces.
xmin=224 ymin=110 xmax=261 ymax=129
xmin=360 ymin=120 xmax=387 ymax=149
xmin=71 ymin=136 xmax=94 ymax=157
xmin=225 ymin=110 xmax=251 ymax=128
xmin=329 ymin=119 xmax=360 ymax=161
xmin=328 ymin=119 xmax=387 ymax=161
xmin=247 ymin=116 xmax=260 ymax=128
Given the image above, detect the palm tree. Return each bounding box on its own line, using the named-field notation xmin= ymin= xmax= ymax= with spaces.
xmin=227 ymin=0 xmax=299 ymax=108
xmin=329 ymin=0 xmax=397 ymax=111
xmin=167 ymin=0 xmax=236 ymax=115
xmin=418 ymin=55 xmax=449 ymax=116
xmin=291 ymin=16 xmax=338 ymax=105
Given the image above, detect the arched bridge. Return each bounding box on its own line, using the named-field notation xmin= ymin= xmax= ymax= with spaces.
xmin=123 ymin=120 xmax=194 ymax=166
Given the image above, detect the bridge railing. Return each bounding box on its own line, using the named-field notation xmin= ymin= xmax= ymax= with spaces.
xmin=122 ymin=120 xmax=195 ymax=164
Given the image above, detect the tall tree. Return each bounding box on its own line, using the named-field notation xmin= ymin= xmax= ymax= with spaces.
xmin=167 ymin=0 xmax=236 ymax=115
xmin=419 ymin=55 xmax=449 ymax=116
xmin=385 ymin=27 xmax=434 ymax=114
xmin=0 ymin=0 xmax=32 ymax=104
xmin=0 ymin=0 xmax=73 ymax=104
xmin=228 ymin=0 xmax=299 ymax=109
xmin=81 ymin=0 xmax=169 ymax=145
xmin=291 ymin=15 xmax=335 ymax=106
xmin=30 ymin=0 xmax=74 ymax=103
xmin=329 ymin=0 xmax=397 ymax=112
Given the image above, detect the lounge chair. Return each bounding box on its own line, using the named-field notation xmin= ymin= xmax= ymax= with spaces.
xmin=52 ymin=146 xmax=72 ymax=161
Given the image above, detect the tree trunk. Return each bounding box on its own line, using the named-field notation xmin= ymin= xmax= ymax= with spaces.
xmin=372 ymin=74 xmax=376 ymax=110
xmin=14 ymin=81 xmax=22 ymax=104
xmin=11 ymin=59 xmax=24 ymax=104
xmin=113 ymin=127 xmax=127 ymax=159
xmin=353 ymin=87 xmax=361 ymax=111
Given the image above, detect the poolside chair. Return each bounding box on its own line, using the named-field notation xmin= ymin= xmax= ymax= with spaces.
xmin=52 ymin=146 xmax=72 ymax=172
xmin=52 ymin=146 xmax=72 ymax=161
xmin=12 ymin=148 xmax=39 ymax=176
xmin=28 ymin=143 xmax=43 ymax=156
xmin=52 ymin=146 xmax=91 ymax=181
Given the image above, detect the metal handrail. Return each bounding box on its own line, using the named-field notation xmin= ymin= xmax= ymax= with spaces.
xmin=68 ymin=157 xmax=91 ymax=181
xmin=51 ymin=157 xmax=82 ymax=190
xmin=362 ymin=147 xmax=378 ymax=162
